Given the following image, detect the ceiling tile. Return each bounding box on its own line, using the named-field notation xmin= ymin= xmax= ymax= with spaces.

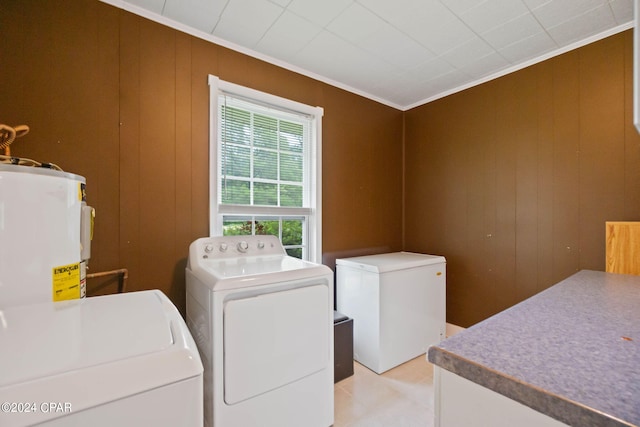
xmin=383 ymin=2 xmax=473 ymax=55
xmin=459 ymin=0 xmax=529 ymax=34
xmin=327 ymin=4 xmax=434 ymax=69
xmin=125 ymin=0 xmax=165 ymax=14
xmin=530 ymin=0 xmax=606 ymax=29
xmin=363 ymin=28 xmax=434 ymax=69
xmin=351 ymin=63 xmax=400 ymax=92
xmin=286 ymin=0 xmax=353 ymax=27
xmin=327 ymin=3 xmax=384 ymax=44
xmin=547 ymin=4 xmax=616 ymax=46
xmin=421 ymin=69 xmax=471 ymax=95
xmin=294 ymin=30 xmax=398 ymax=89
xmin=460 ymin=51 xmax=510 ymax=78
xmin=270 ymin=0 xmax=292 ymax=6
xmin=213 ymin=0 xmax=283 ymax=47
xmin=609 ymin=0 xmax=633 ymax=24
xmin=256 ymin=11 xmax=321 ymax=58
xmin=481 ymin=12 xmax=543 ymax=50
xmin=379 ymin=69 xmax=436 ymax=106
xmin=406 ymin=58 xmax=457 ymax=83
xmin=440 ymin=0 xmax=487 ymax=16
xmin=372 ymin=0 xmax=458 ymax=31
xmin=357 ymin=0 xmax=423 ymax=23
xmin=441 ymin=37 xmax=494 ymax=69
xmin=163 ymin=0 xmax=227 ymax=33
xmin=498 ymin=31 xmax=557 ymax=63
xmin=370 ymin=71 xmax=412 ymax=97
xmin=326 ymin=2 xmax=430 ymax=71
xmin=408 ymin=13 xmax=476 ymax=56
xmin=522 ymin=0 xmax=551 ymax=9
xmin=293 ymin=32 xmax=345 ymax=75
xmin=386 ymin=86 xmax=422 ymax=107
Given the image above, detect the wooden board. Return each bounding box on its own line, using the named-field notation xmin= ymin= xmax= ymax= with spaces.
xmin=605 ymin=222 xmax=640 ymax=275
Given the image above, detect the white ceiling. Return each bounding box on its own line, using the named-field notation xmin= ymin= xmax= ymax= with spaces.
xmin=102 ymin=0 xmax=634 ymax=110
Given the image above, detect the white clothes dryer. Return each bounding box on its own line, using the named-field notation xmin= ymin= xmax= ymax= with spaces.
xmin=186 ymin=235 xmax=334 ymax=427
xmin=0 ymin=290 xmax=203 ymax=427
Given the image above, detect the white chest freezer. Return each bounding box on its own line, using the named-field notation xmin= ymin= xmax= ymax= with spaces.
xmin=0 ymin=290 xmax=203 ymax=427
xmin=336 ymin=252 xmax=446 ymax=373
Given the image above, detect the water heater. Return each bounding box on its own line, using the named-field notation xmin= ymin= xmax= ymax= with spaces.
xmin=0 ymin=163 xmax=94 ymax=308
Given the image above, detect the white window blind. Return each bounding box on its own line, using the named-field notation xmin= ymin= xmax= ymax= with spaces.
xmin=219 ymin=94 xmax=310 ymax=210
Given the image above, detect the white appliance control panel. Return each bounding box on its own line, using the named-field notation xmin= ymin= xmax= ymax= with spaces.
xmin=196 ymin=235 xmax=285 ymax=259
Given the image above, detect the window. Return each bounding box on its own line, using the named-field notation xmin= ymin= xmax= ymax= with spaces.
xmin=209 ymin=75 xmax=323 ymax=262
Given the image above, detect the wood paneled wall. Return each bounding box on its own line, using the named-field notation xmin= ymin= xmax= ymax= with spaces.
xmin=405 ymin=31 xmax=640 ymax=327
xmin=3 ymin=1 xmax=638 ymax=326
xmin=0 ymin=0 xmax=403 ymax=314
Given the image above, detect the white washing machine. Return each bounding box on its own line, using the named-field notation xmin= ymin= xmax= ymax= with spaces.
xmin=0 ymin=290 xmax=203 ymax=427
xmin=186 ymin=235 xmax=334 ymax=427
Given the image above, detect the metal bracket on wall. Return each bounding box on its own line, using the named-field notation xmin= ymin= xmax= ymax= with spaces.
xmin=87 ymin=268 xmax=129 ymax=294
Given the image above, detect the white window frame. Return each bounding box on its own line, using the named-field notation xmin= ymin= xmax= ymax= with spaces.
xmin=208 ymin=75 xmax=324 ymax=263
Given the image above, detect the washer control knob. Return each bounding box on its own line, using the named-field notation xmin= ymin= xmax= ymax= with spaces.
xmin=257 ymin=241 xmax=265 ymax=249
xmin=237 ymin=241 xmax=249 ymax=253
xmin=204 ymin=244 xmax=214 ymax=253
xmin=219 ymin=243 xmax=228 ymax=252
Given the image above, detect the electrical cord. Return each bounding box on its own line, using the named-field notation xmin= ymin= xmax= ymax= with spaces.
xmin=0 ymin=154 xmax=63 ymax=171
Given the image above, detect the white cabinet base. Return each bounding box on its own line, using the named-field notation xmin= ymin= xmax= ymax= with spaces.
xmin=434 ymin=367 xmax=568 ymax=427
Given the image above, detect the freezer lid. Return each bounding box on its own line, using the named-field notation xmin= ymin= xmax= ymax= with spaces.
xmin=0 ymin=290 xmax=195 ymax=388
xmin=336 ymin=251 xmax=446 ymax=273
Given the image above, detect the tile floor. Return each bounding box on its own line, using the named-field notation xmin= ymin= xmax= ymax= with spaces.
xmin=334 ymin=355 xmax=435 ymax=427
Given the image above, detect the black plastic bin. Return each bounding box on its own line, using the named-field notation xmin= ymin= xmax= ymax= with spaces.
xmin=333 ymin=311 xmax=354 ymax=383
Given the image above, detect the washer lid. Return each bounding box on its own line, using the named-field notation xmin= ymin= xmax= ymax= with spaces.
xmin=0 ymin=291 xmax=175 ymax=388
xmin=0 ymin=290 xmax=202 ymax=425
xmin=336 ymin=251 xmax=446 ymax=273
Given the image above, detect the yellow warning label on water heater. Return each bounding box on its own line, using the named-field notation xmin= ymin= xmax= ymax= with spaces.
xmin=52 ymin=262 xmax=81 ymax=302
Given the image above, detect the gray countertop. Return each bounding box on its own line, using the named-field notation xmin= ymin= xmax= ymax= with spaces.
xmin=428 ymin=270 xmax=640 ymax=427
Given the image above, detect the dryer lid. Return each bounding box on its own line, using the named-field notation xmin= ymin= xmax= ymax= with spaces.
xmin=201 ymin=255 xmax=319 ymax=278
xmin=187 ymin=235 xmax=333 ymax=291
xmin=189 ymin=254 xmax=333 ymax=291
xmin=0 ymin=290 xmax=174 ymax=388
